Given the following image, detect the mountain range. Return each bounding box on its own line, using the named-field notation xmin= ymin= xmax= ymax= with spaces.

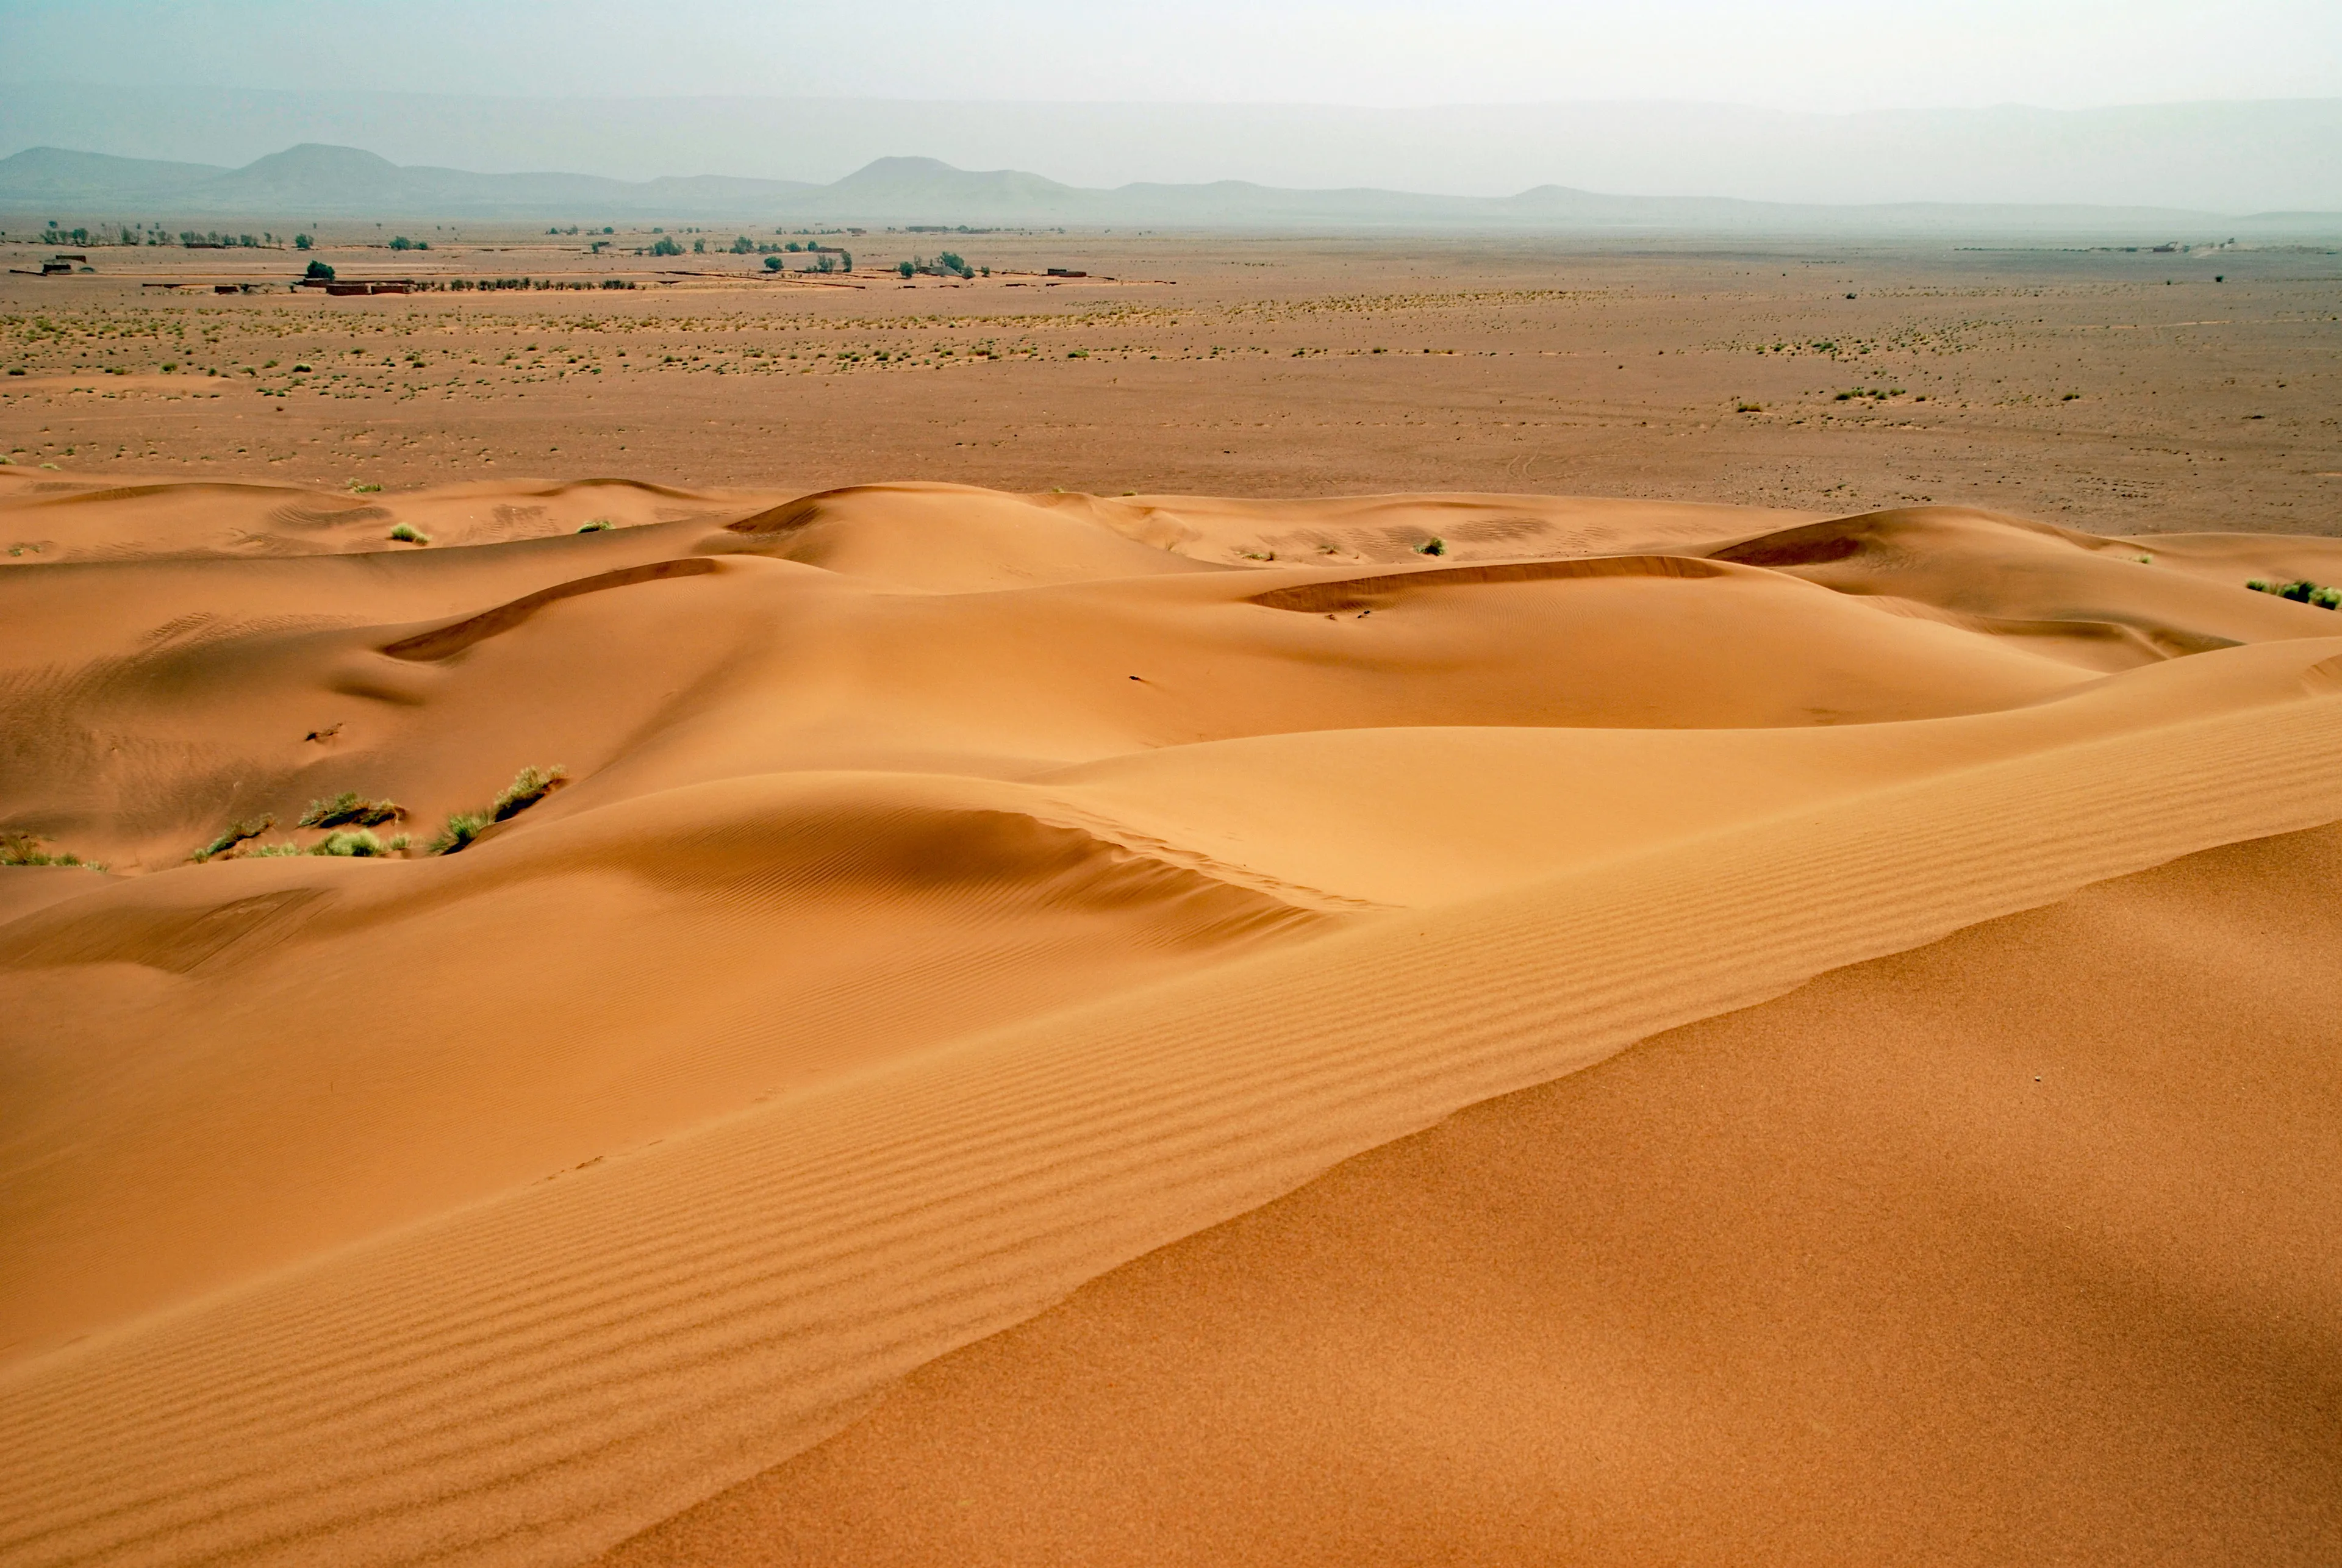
xmin=3 ymin=142 xmax=2336 ymax=235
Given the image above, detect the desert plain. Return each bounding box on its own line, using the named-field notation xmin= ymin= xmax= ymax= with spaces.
xmin=1 ymin=229 xmax=2340 ymax=1567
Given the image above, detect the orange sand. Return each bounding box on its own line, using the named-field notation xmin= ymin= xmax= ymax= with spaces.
xmin=2 ymin=470 xmax=2338 ymax=1566
xmin=609 ymin=823 xmax=2342 ymax=1568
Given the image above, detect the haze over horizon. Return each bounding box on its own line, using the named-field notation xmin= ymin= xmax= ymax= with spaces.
xmin=5 ymin=0 xmax=2338 ymax=111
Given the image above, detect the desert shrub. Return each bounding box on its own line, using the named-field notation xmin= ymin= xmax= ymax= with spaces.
xmin=429 ymin=811 xmax=489 ymax=855
xmin=1417 ymin=537 xmax=1445 ymax=556
xmin=650 ymin=237 xmax=684 ymax=257
xmin=193 ymin=815 xmax=273 ymax=862
xmin=428 ymin=765 xmax=567 ymax=855
xmin=298 ymin=792 xmax=402 ymax=830
xmin=2246 ymin=578 xmax=2341 ymax=609
xmin=764 ymin=254 xmax=783 ymax=271
xmin=295 ymin=234 xmax=313 ymax=251
xmin=312 ymin=828 xmax=404 ymax=857
xmin=388 ymin=523 xmax=430 ymax=545
xmin=897 ymin=260 xmax=915 ymax=278
xmin=305 ymin=259 xmax=334 ymax=281
xmin=577 ymin=518 xmax=614 ymax=532
xmin=492 ymin=765 xmax=567 ymax=822
xmin=243 ymin=841 xmax=306 ymax=857
xmin=2 ymin=831 xmax=97 ymax=868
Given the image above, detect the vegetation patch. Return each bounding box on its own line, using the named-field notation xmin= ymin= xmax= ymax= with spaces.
xmin=428 ymin=811 xmax=490 ymax=856
xmin=1 ymin=831 xmax=104 ymax=870
xmin=388 ymin=523 xmax=431 ymax=545
xmin=193 ymin=815 xmax=273 ymax=862
xmin=492 ymin=765 xmax=568 ymax=821
xmin=431 ymin=765 xmax=568 ymax=855
xmin=312 ymin=829 xmax=407 ymax=857
xmin=2247 ymin=578 xmax=2342 ymax=609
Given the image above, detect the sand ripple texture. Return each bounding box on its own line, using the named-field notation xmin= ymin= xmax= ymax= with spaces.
xmin=3 ymin=471 xmax=2341 ymax=1566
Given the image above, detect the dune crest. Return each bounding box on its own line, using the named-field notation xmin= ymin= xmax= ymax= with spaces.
xmin=2 ymin=477 xmax=2338 ymax=1567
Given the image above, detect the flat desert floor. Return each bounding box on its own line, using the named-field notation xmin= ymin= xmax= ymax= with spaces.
xmin=1 ymin=232 xmax=2339 ymax=1567
xmin=2 ymin=229 xmax=2337 ymax=531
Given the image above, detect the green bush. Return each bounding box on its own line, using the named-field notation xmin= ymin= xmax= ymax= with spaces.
xmin=2 ymin=831 xmax=101 ymax=868
xmin=428 ymin=811 xmax=489 ymax=855
xmin=244 ymin=842 xmax=306 ymax=857
xmin=763 ymin=254 xmax=783 ymax=271
xmin=492 ymin=765 xmax=567 ymax=822
xmin=2246 ymin=578 xmax=2341 ymax=609
xmin=1417 ymin=537 xmax=1445 ymax=556
xmin=193 ymin=815 xmax=273 ymax=862
xmin=650 ymin=236 xmax=684 ymax=257
xmin=295 ymin=234 xmax=313 ymax=251
xmin=305 ymin=259 xmax=334 ymax=281
xmin=430 ymin=764 xmax=568 ymax=854
xmin=312 ymin=828 xmax=405 ymax=857
xmin=297 ymin=792 xmax=402 ymax=830
xmin=389 ymin=523 xmax=430 ymax=545
xmin=577 ymin=518 xmax=614 ymax=532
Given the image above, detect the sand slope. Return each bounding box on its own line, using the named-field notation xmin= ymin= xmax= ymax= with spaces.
xmin=2 ymin=476 xmax=2338 ymax=1567
xmin=618 ymin=823 xmax=2342 ymax=1567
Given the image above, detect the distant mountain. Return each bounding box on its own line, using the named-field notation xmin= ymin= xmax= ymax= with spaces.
xmin=0 ymin=146 xmax=227 ymax=205
xmin=118 ymin=142 xmax=821 ymax=218
xmin=0 ymin=142 xmax=819 ymax=221
xmin=2 ymin=140 xmax=2335 ymax=236
xmin=7 ymin=91 xmax=2341 ymax=213
xmin=821 ymin=156 xmax=1085 ymax=223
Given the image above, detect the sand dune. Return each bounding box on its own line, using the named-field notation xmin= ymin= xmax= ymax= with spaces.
xmin=615 ymin=822 xmax=2342 ymax=1567
xmin=2 ymin=475 xmax=2337 ymax=1567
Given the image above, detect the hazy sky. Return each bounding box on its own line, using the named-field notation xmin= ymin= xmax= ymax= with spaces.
xmin=4 ymin=0 xmax=2338 ymax=111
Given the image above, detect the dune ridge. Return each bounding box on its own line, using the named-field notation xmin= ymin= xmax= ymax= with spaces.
xmin=617 ymin=820 xmax=2342 ymax=1567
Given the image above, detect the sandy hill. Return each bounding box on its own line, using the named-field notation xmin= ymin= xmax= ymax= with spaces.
xmin=1 ymin=471 xmax=2337 ymax=1566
